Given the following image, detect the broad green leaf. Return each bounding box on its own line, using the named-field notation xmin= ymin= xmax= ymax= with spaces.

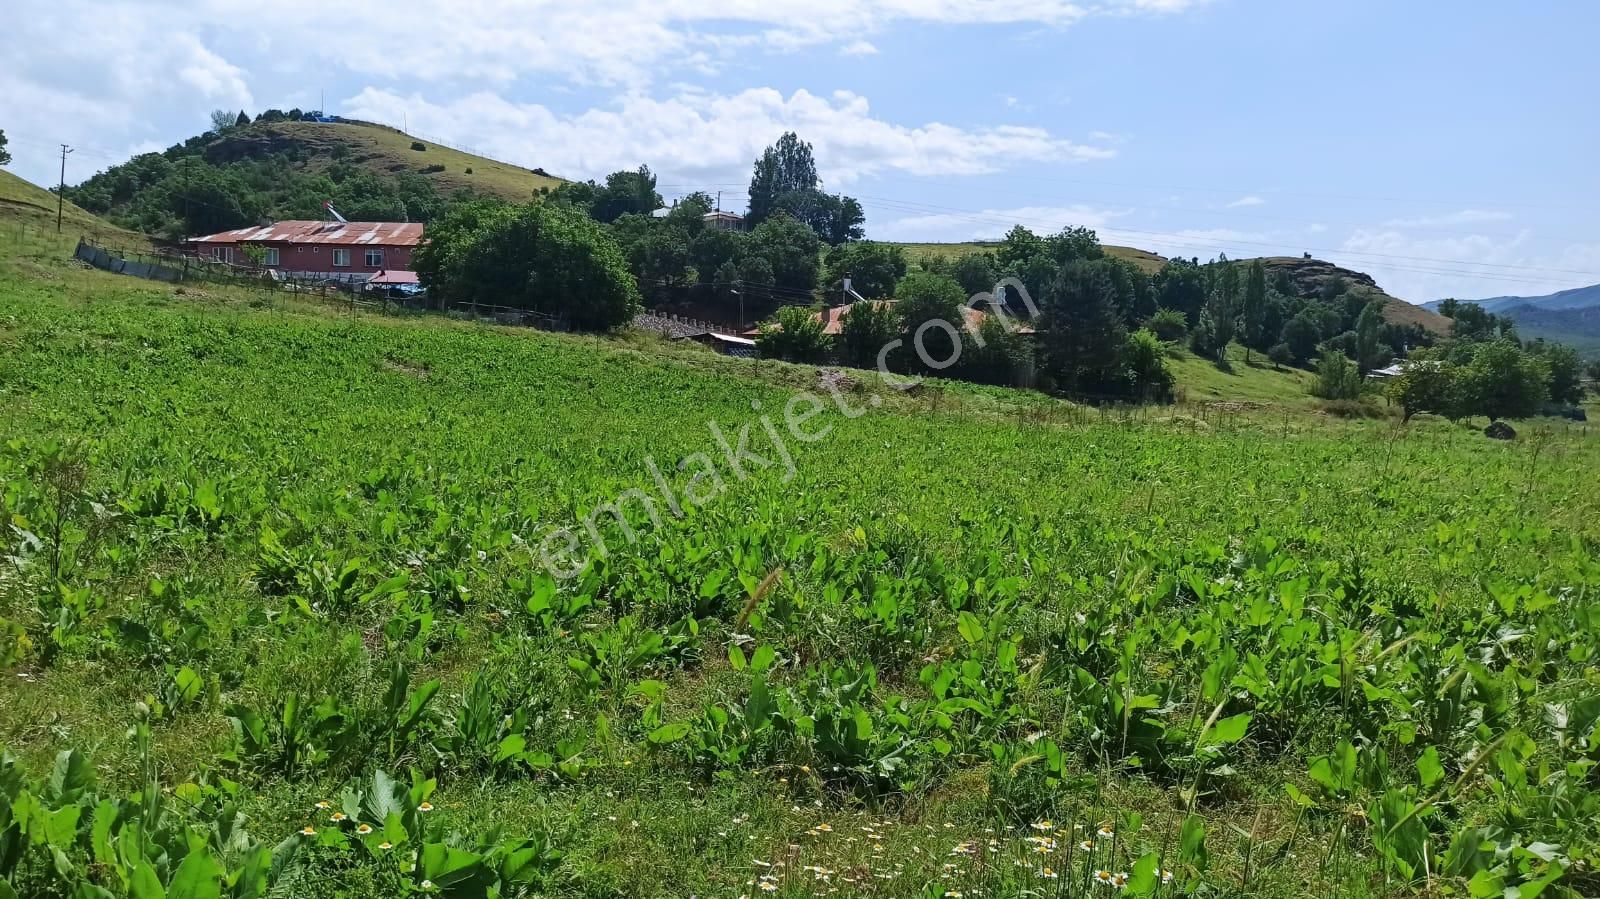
xmin=1416 ymin=746 xmax=1444 ymax=789
xmin=956 ymin=611 xmax=984 ymax=645
xmin=1203 ymin=712 xmax=1251 ymax=745
xmin=129 ymin=861 xmax=166 ymax=899
xmin=421 ymin=842 xmax=484 ymax=887
xmin=648 ymin=722 xmax=691 ymax=745
xmin=166 ymin=849 xmax=223 ymax=899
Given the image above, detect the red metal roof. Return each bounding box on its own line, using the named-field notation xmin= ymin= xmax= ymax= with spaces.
xmin=185 ymin=221 xmax=424 ymax=247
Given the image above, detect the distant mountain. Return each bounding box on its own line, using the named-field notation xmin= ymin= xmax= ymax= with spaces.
xmin=1497 ymin=302 xmax=1600 ymax=357
xmin=1424 ymin=283 xmax=1600 ymax=314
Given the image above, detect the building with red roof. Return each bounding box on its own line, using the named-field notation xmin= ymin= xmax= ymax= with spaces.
xmin=184 ymin=221 xmax=424 ymax=281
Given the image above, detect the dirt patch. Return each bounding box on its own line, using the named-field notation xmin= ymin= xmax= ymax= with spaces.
xmin=380 ymin=357 xmax=431 ymax=380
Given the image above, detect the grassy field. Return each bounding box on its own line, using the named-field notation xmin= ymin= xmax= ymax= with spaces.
xmin=234 ymin=120 xmax=568 ymax=202
xmin=1 ymin=247 xmax=1598 ymax=898
xmin=891 ymin=241 xmax=1168 ymax=275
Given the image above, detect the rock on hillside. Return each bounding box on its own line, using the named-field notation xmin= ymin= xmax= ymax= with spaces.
xmin=1257 ymin=255 xmax=1452 ymax=335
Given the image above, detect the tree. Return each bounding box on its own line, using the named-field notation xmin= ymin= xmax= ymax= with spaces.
xmin=1154 ymin=259 xmax=1208 ymax=324
xmin=1385 ymin=354 xmax=1457 ymax=423
xmin=1354 ymin=300 xmax=1385 ymax=374
xmin=590 ymin=166 xmax=662 ymax=224
xmin=747 ymin=132 xmax=819 ymax=226
xmin=1204 ymin=259 xmax=1239 ymax=358
xmin=1267 ymin=343 xmax=1293 ymax=369
xmin=1123 ymin=329 xmax=1175 ymax=402
xmin=689 ymin=228 xmax=742 ymax=284
xmin=996 ymin=225 xmax=1045 ymax=270
xmin=895 ymin=272 xmax=968 ymax=375
xmin=1239 ymin=260 xmax=1268 ymax=362
xmin=1537 ymin=342 xmax=1584 ymax=406
xmin=949 ymin=253 xmax=999 ymax=298
xmin=412 ymin=198 xmax=510 ymax=308
xmin=823 ymin=242 xmax=907 ymax=301
xmin=421 ymin=201 xmax=639 ymax=331
xmin=744 ymin=214 xmax=821 ymax=293
xmin=235 ymin=111 xmax=252 ymax=128
xmin=1146 ymin=308 xmax=1188 ymax=343
xmin=1042 ymin=226 xmax=1104 ymax=266
xmin=209 ymin=109 xmax=238 ymax=134
xmin=837 ymin=299 xmax=898 ymax=370
xmin=0 ymin=129 xmax=10 ymax=166
xmin=773 ymin=189 xmax=864 ymax=244
xmin=756 ymin=305 xmax=830 ymax=363
xmin=1310 ymin=351 xmax=1363 ymax=401
xmin=1455 ymin=339 xmax=1548 ymax=420
xmin=1588 ymin=359 xmax=1600 ymax=396
xmin=1280 ymin=312 xmax=1322 ymax=365
xmin=1036 ymin=261 xmax=1129 ymax=397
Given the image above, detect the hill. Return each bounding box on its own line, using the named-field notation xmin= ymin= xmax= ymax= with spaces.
xmin=1255 ymin=255 xmax=1452 ymax=335
xmin=892 ymin=242 xmax=1450 ymax=336
xmin=1497 ymin=302 xmax=1600 ymax=357
xmin=1424 ymin=282 xmax=1600 ymax=314
xmin=64 ymin=118 xmax=568 ymax=239
xmin=890 ymin=240 xmax=1166 ymax=273
xmin=204 ymin=119 xmax=567 ymax=202
xmin=0 ymin=168 xmax=148 ymax=248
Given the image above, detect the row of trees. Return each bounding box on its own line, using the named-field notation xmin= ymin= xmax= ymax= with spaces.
xmin=1381 ymin=330 xmax=1585 ymax=422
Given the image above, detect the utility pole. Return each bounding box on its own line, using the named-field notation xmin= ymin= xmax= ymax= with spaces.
xmin=56 ymin=144 xmax=74 ymax=233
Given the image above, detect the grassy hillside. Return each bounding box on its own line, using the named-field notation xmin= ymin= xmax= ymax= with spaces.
xmin=209 ymin=120 xmax=567 ymax=202
xmin=1 ymin=247 xmax=1596 ymax=897
xmin=0 ymin=168 xmax=149 ymax=249
xmin=890 ymin=240 xmax=1166 ymax=273
xmin=1167 ymin=342 xmax=1315 ymax=405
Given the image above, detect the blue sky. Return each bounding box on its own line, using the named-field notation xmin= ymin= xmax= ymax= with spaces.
xmin=3 ymin=0 xmax=1596 ymax=301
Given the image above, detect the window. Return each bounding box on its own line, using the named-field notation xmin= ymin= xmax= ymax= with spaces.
xmin=365 ymin=249 xmax=384 ymax=267
xmin=263 ymin=247 xmax=280 ymax=267
xmin=332 ymin=248 xmax=350 ymax=267
xmin=211 ymin=246 xmax=231 ymax=263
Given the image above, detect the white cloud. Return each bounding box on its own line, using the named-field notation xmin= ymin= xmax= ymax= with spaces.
xmin=1380 ymin=209 xmax=1515 ymax=229
xmin=1335 ymin=228 xmax=1600 ymax=302
xmin=1226 ymin=195 xmax=1265 ymax=208
xmin=343 ymin=87 xmax=1116 ymax=187
xmin=0 ymin=0 xmax=1198 ymax=185
xmin=875 ymin=204 xmax=1129 ymax=242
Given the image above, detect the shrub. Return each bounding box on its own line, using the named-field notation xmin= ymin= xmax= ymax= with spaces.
xmin=422 ymin=163 xmax=446 ymax=174
xmin=1310 ymin=350 xmax=1363 ymax=400
xmin=1146 ymin=307 xmax=1188 ymax=342
xmin=1319 ymin=398 xmax=1386 ymax=418
xmin=464 ymin=166 xmax=474 ymax=174
xmin=756 ymin=305 xmax=830 ymax=363
xmin=1267 ymin=342 xmax=1293 ymax=368
xmin=410 ymin=141 xmax=427 ymax=151
xmin=837 ymin=299 xmax=898 ymax=369
xmin=1123 ymin=328 xmax=1175 ymax=402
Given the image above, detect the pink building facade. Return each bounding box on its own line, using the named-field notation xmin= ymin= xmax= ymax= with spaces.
xmin=185 ymin=221 xmax=423 ymax=280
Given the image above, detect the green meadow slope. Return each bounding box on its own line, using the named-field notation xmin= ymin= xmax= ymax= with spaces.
xmin=0 ymin=248 xmax=1595 ymax=898
xmin=206 ymin=119 xmax=568 ymax=201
